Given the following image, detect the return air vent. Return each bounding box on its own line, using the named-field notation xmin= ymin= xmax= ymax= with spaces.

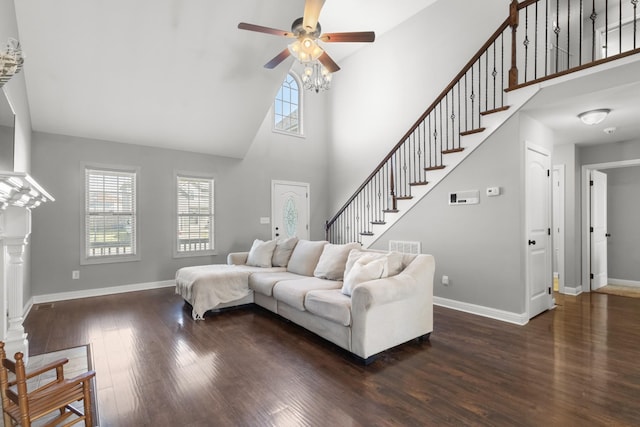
xmin=389 ymin=240 xmax=421 ymax=254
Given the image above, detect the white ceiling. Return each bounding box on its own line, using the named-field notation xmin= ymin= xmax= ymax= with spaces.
xmin=13 ymin=0 xmax=437 ymax=158
xmin=521 ymin=57 xmax=640 ymax=146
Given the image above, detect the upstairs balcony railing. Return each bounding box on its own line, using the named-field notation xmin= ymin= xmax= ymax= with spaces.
xmin=326 ymin=0 xmax=640 ymax=244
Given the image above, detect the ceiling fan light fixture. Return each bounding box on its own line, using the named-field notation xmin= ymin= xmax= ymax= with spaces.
xmin=578 ymin=109 xmax=610 ymax=125
xmin=289 ymin=37 xmax=323 ymax=63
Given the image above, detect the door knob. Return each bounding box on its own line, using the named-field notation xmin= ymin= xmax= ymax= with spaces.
xmin=605 ymin=233 xmax=611 ymax=237
xmin=528 ymin=240 xmax=536 ymax=245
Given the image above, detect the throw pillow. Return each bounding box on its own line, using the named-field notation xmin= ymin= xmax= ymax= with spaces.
xmin=246 ymin=239 xmax=277 ymax=268
xmin=313 ymin=242 xmax=360 ymax=281
xmin=341 ymin=256 xmax=387 ymax=296
xmin=344 ymin=249 xmax=405 ymax=279
xmin=272 ymin=237 xmax=299 ymax=267
xmin=287 ymin=240 xmax=329 ymax=276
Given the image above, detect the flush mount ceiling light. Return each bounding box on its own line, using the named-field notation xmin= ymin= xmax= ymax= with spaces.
xmin=578 ymin=109 xmax=610 ymax=125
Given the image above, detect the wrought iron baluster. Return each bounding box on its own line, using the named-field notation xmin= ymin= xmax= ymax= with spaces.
xmin=524 ymin=6 xmax=529 ymax=81
xmin=457 ymin=81 xmax=462 ymax=148
xmin=579 ymin=0 xmax=583 ymax=65
xmin=634 ymin=0 xmax=639 ymax=50
xmin=567 ymin=0 xmax=571 ymax=69
xmin=501 ymin=32 xmax=505 ymax=105
xmin=591 ymin=0 xmax=597 ymax=61
xmin=606 ymin=0 xmax=609 ymax=58
xmin=535 ymin=1 xmax=539 ymax=78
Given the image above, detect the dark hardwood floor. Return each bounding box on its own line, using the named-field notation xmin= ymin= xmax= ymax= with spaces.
xmin=23 ymin=289 xmax=640 ymax=426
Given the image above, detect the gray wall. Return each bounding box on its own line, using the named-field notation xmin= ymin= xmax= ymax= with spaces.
xmin=30 ymin=95 xmax=330 ymax=297
xmin=555 ymin=139 xmax=640 ymax=291
xmin=0 ymin=124 xmax=13 ymax=170
xmin=370 ymin=116 xmax=525 ymax=315
xmin=607 ymin=166 xmax=640 ymax=282
xmin=327 ymin=0 xmax=509 ymax=213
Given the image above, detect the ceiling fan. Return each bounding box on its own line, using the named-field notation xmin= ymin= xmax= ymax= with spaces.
xmin=237 ymin=0 xmax=375 ymax=73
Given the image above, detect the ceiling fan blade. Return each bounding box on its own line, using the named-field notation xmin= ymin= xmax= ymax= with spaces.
xmin=321 ymin=31 xmax=376 ymax=43
xmin=302 ymin=0 xmax=326 ymax=33
xmin=318 ymin=51 xmax=340 ymax=73
xmin=264 ymin=48 xmax=291 ymax=69
xmin=238 ymin=22 xmax=294 ymax=38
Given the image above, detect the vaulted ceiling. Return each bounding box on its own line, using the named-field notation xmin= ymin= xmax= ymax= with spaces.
xmin=13 ymin=0 xmax=437 ymax=158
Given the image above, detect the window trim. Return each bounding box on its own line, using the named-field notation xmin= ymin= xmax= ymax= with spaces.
xmin=81 ymin=163 xmax=141 ymax=265
xmin=272 ymin=71 xmax=305 ymax=138
xmin=173 ymin=171 xmax=216 ymax=258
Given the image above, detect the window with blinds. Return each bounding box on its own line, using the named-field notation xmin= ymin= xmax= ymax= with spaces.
xmin=84 ymin=168 xmax=137 ymax=261
xmin=177 ymin=175 xmax=214 ymax=254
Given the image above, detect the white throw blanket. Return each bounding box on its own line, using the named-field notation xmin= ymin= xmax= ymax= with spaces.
xmin=175 ymin=264 xmax=285 ymax=320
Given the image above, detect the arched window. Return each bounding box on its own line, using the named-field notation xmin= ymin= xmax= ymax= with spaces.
xmin=273 ymin=72 xmax=303 ymax=136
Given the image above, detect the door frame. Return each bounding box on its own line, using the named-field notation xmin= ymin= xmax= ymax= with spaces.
xmin=524 ymin=141 xmax=553 ymax=319
xmin=552 ymin=164 xmax=566 ymax=294
xmin=581 ymin=158 xmax=640 ymax=293
xmin=271 ymin=180 xmax=310 ymax=240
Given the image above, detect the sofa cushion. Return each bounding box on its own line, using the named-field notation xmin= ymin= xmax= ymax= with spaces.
xmin=286 ymin=240 xmax=328 ymax=276
xmin=273 ymin=277 xmax=342 ymax=311
xmin=249 ymin=271 xmax=305 ymax=297
xmin=341 ymin=255 xmax=387 ymax=296
xmin=305 ymin=290 xmax=352 ymax=326
xmin=271 ymin=237 xmax=299 ymax=267
xmin=246 ymin=239 xmax=276 ymax=268
xmin=344 ymin=249 xmax=404 ymax=279
xmin=313 ymin=242 xmax=360 ymax=280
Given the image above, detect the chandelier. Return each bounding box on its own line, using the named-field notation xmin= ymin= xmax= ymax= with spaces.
xmin=0 ymin=38 xmax=24 ymax=89
xmin=302 ymin=61 xmax=332 ymax=93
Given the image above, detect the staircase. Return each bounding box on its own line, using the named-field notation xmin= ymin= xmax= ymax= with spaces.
xmin=326 ymin=0 xmax=640 ymax=246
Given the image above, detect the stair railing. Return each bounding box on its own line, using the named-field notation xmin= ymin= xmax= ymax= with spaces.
xmin=326 ymin=0 xmax=640 ymax=244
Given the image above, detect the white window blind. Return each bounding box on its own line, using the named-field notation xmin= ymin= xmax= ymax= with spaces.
xmin=177 ymin=176 xmax=214 ymax=253
xmin=85 ymin=168 xmax=136 ymax=259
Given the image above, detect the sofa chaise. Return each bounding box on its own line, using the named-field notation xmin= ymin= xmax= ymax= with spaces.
xmin=175 ymin=238 xmax=435 ymax=362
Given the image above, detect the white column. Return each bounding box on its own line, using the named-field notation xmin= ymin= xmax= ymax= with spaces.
xmin=1 ymin=206 xmax=31 ymax=360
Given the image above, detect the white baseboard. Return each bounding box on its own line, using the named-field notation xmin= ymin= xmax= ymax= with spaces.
xmin=434 ymin=296 xmax=528 ymax=326
xmin=608 ymin=278 xmax=640 ymax=288
xmin=563 ymin=285 xmax=583 ymax=296
xmin=30 ymin=280 xmax=175 ymax=305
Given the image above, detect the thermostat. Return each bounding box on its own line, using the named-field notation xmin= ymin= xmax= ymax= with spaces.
xmin=486 ymin=187 xmax=500 ymax=197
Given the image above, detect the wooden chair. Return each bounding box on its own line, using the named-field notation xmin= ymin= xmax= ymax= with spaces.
xmin=0 ymin=341 xmax=96 ymax=426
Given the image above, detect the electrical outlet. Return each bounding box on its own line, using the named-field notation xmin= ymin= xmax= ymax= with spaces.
xmin=442 ymin=275 xmax=449 ymax=286
xmin=72 ymin=270 xmax=80 ymax=280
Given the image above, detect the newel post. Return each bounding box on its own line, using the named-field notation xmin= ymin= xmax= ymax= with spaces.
xmin=508 ymin=0 xmax=520 ymax=89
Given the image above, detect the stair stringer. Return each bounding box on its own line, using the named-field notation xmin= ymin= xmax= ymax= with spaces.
xmin=359 ymin=84 xmax=540 ymax=249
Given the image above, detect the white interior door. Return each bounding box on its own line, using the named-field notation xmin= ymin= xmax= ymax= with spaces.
xmin=590 ymin=170 xmax=608 ymax=290
xmin=271 ymin=181 xmax=310 ymax=240
xmin=526 ymin=143 xmax=552 ymax=319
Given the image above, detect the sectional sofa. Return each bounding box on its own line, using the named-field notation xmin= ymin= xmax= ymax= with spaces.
xmin=175 ymin=239 xmax=435 ymax=362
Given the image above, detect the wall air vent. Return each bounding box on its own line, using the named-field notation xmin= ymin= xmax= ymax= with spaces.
xmin=389 ymin=240 xmax=421 ymax=254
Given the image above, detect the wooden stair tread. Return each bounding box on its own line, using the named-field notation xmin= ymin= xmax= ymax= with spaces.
xmin=442 ymin=147 xmax=465 ymax=154
xmin=382 ymin=209 xmax=399 ymax=213
xmin=480 ymin=105 xmax=510 ymax=116
xmin=409 ymin=181 xmax=429 ymax=186
xmin=396 ymin=196 xmax=413 ymax=200
xmin=425 ymin=165 xmax=446 ymax=171
xmin=460 ymin=127 xmax=486 ymax=136
xmin=359 ymin=231 xmax=374 ymax=236
xmin=371 ymin=220 xmax=386 ymax=225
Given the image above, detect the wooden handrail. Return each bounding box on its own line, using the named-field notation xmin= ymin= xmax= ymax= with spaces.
xmin=327 ymin=0 xmax=640 ymax=242
xmin=326 ymin=17 xmax=510 ymax=229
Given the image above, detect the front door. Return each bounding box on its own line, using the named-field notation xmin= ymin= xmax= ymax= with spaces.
xmin=590 ymin=170 xmax=608 ymax=290
xmin=526 ymin=143 xmax=552 ymax=319
xmin=271 ymin=181 xmax=310 ymax=240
